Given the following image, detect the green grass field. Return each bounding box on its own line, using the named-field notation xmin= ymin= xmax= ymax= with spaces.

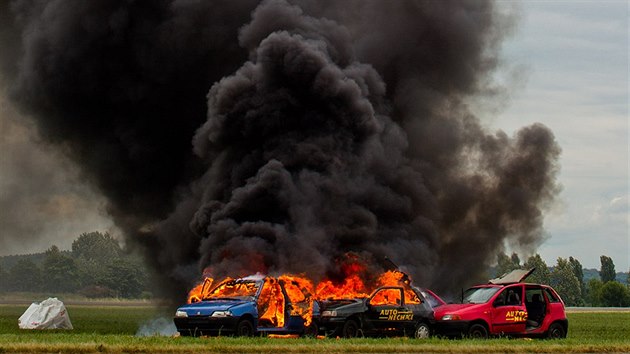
xmin=1 ymin=304 xmax=629 ymax=353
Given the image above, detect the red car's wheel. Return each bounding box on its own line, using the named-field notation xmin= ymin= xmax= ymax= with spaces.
xmin=468 ymin=323 xmax=488 ymax=339
xmin=547 ymin=322 xmax=566 ymax=339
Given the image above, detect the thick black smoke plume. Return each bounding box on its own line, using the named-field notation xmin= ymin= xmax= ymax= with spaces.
xmin=2 ymin=0 xmax=560 ymax=298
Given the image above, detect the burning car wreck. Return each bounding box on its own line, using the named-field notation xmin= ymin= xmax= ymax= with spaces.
xmin=174 ymin=274 xmax=317 ymax=337
xmin=174 ymin=255 xmax=444 ymax=338
xmin=313 ymin=260 xmax=440 ymax=338
xmin=315 ymin=285 xmax=436 ymax=338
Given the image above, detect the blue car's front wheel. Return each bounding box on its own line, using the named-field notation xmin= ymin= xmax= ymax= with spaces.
xmin=236 ymin=319 xmax=255 ymax=337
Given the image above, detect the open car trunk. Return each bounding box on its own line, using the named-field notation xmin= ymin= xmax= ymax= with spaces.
xmin=488 ymin=268 xmax=535 ymax=285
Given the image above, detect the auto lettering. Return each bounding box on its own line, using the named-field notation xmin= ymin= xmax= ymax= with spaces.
xmin=378 ymin=309 xmax=414 ymax=321
xmin=505 ymin=310 xmax=527 ymax=322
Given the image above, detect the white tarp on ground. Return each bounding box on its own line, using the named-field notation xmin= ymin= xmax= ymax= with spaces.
xmin=18 ymin=297 xmax=73 ymax=329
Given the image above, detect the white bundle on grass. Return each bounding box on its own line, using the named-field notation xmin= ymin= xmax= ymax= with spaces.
xmin=18 ymin=297 xmax=73 ymax=329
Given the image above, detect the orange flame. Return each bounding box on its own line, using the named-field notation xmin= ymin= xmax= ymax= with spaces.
xmin=370 ymin=287 xmax=402 ymax=306
xmin=279 ymin=275 xmax=314 ymax=326
xmin=187 ymin=277 xmax=214 ymax=303
xmin=185 ymin=255 xmax=422 ymax=329
xmin=377 ymin=270 xmax=420 ymax=304
xmin=315 ymin=274 xmax=369 ymax=300
xmin=258 ymin=277 xmax=286 ymax=327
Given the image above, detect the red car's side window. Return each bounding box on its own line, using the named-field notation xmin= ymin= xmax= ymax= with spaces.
xmin=493 ymin=285 xmax=523 ymax=307
xmin=544 ymin=288 xmax=560 ymax=303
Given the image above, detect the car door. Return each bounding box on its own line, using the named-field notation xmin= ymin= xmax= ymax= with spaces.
xmin=400 ymin=287 xmax=425 ymax=333
xmin=257 ymin=278 xmax=286 ymax=329
xmin=279 ymin=279 xmax=312 ymax=331
xmin=542 ymin=286 xmax=566 ymax=327
xmin=365 ymin=287 xmax=410 ymax=332
xmin=490 ymin=285 xmax=527 ymax=334
xmin=525 ymin=285 xmax=546 ymax=328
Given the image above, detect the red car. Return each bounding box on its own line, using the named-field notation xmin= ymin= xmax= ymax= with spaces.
xmin=434 ymin=269 xmax=568 ymax=339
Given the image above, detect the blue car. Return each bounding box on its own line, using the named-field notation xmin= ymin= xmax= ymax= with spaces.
xmin=174 ymin=274 xmax=318 ymax=336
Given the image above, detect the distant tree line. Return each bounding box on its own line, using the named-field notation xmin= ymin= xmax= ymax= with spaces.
xmin=495 ymin=252 xmax=630 ymax=307
xmin=0 ymin=232 xmax=150 ymax=298
xmin=2 ymin=232 xmax=629 ymax=305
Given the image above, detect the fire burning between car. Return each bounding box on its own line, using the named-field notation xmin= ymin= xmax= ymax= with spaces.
xmin=175 ymin=254 xmax=434 ymax=337
xmin=187 ymin=270 xmax=413 ymax=304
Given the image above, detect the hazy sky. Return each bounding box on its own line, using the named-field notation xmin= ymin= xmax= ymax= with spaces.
xmin=0 ymin=93 xmax=116 ymax=255
xmin=495 ymin=1 xmax=628 ymax=270
xmin=0 ymin=1 xmax=627 ymax=271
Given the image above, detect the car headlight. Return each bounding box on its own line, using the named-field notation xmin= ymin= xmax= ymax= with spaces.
xmin=441 ymin=314 xmax=461 ymax=321
xmin=175 ymin=310 xmax=188 ymax=318
xmin=211 ymin=310 xmax=232 ymax=317
xmin=321 ymin=310 xmax=337 ymax=317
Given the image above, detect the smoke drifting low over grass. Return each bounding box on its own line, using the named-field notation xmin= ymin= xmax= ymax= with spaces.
xmin=2 ymin=0 xmax=560 ymax=298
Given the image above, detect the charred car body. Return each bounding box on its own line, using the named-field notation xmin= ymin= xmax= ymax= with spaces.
xmin=434 ymin=269 xmax=568 ymax=339
xmin=174 ymin=274 xmax=317 ymax=336
xmin=315 ymin=285 xmax=437 ymax=338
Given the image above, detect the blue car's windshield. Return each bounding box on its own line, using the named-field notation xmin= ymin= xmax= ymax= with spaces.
xmin=462 ymin=287 xmax=500 ymax=304
xmin=203 ymin=279 xmax=260 ymax=301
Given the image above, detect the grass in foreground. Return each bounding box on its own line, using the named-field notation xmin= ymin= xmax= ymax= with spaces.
xmin=1 ymin=304 xmax=629 ymax=353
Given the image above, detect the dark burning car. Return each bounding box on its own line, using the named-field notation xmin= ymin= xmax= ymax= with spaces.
xmin=434 ymin=269 xmax=568 ymax=339
xmin=315 ymin=284 xmax=437 ymax=338
xmin=173 ymin=274 xmax=317 ymax=336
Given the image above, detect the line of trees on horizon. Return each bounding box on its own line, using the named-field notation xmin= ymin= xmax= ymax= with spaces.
xmin=1 ymin=231 xmax=629 ymax=305
xmin=495 ymin=252 xmax=630 ymax=307
xmin=0 ymin=231 xmax=150 ymax=299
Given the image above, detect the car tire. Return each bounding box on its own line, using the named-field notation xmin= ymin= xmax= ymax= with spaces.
xmin=414 ymin=322 xmax=431 ymax=339
xmin=468 ymin=323 xmax=489 ymax=339
xmin=342 ymin=319 xmax=360 ymax=338
xmin=547 ymin=322 xmax=566 ymax=339
xmin=236 ymin=319 xmax=255 ymax=337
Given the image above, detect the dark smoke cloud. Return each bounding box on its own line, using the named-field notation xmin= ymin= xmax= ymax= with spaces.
xmin=2 ymin=0 xmax=560 ymax=298
xmin=0 ymin=2 xmax=115 ymax=255
xmin=6 ymin=0 xmax=258 ymax=226
xmin=0 ymin=91 xmax=115 ymax=255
